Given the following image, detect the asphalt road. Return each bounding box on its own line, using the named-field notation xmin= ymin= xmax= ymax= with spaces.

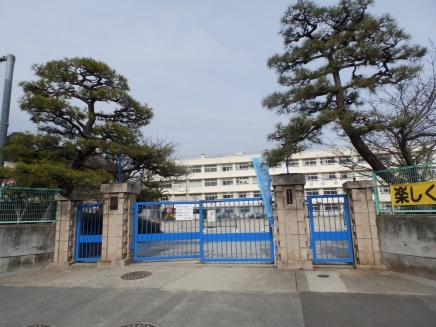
xmin=1 ymin=262 xmax=436 ymax=327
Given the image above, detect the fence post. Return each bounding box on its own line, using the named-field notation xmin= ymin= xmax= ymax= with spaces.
xmin=51 ymin=194 xmax=88 ymax=266
xmin=342 ymin=180 xmax=386 ymax=270
xmin=272 ymin=173 xmax=313 ymax=270
xmin=97 ymin=182 xmax=140 ymax=268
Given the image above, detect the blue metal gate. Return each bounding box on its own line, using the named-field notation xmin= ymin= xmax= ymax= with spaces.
xmin=75 ymin=203 xmax=103 ymax=262
xmin=133 ymin=198 xmax=274 ymax=263
xmin=307 ymin=194 xmax=354 ymax=263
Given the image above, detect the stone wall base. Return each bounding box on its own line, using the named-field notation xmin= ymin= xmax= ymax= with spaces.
xmin=97 ymin=259 xmax=133 ymax=268
xmin=354 ymin=264 xmax=388 ymax=271
xmin=1 ymin=253 xmax=53 ymax=273
xmin=277 ymin=260 xmax=313 ymax=270
xmin=381 ymin=253 xmax=436 ymax=280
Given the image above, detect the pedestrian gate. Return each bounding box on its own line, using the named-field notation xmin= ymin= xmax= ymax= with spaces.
xmin=306 ymin=194 xmax=354 ymax=263
xmin=75 ymin=203 xmax=103 ymax=262
xmin=133 ymin=198 xmax=274 ymax=263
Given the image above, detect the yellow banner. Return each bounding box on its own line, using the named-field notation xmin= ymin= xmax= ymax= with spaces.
xmin=390 ymin=181 xmax=436 ymax=206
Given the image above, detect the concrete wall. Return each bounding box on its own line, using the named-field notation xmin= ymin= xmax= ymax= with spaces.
xmin=377 ymin=214 xmax=436 ymax=280
xmin=0 ymin=223 xmax=55 ymax=273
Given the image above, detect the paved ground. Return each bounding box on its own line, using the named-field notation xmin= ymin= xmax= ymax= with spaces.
xmin=1 ymin=261 xmax=436 ymax=326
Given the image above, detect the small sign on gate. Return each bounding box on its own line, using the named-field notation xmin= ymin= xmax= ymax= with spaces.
xmin=207 ymin=210 xmax=216 ymax=222
xmin=174 ymin=204 xmax=194 ymax=221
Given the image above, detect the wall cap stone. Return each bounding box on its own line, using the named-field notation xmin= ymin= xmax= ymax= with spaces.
xmin=378 ymin=214 xmax=436 ymax=219
xmin=272 ymin=173 xmax=306 ymax=186
xmin=55 ymin=194 xmax=89 ymax=202
xmin=100 ymin=182 xmax=141 ymax=195
xmin=342 ymin=180 xmax=375 ymax=190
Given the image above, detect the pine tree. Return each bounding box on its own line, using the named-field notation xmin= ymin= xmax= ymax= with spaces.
xmin=263 ymin=0 xmax=426 ymax=170
xmin=1 ymin=57 xmax=185 ymax=194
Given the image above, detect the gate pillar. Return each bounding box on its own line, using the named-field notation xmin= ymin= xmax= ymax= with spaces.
xmin=272 ymin=174 xmax=313 ymax=270
xmin=51 ymin=194 xmax=88 ymax=266
xmin=97 ymin=182 xmax=140 ymax=268
xmin=342 ymin=181 xmax=386 ymax=270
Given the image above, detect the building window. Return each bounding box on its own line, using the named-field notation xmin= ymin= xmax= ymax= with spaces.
xmin=189 ymin=179 xmax=202 ymax=187
xmin=222 ymin=193 xmax=234 ymax=199
xmin=321 ymin=157 xmax=335 ymax=165
xmin=306 ymin=174 xmax=318 ymax=181
xmin=174 ymin=181 xmax=186 ymax=188
xmin=160 ymin=196 xmax=169 ymax=201
xmin=205 ymin=193 xmax=218 ymax=200
xmin=339 ymin=157 xmax=352 ymax=164
xmin=379 ymin=187 xmax=390 ymax=194
xmin=238 ymin=192 xmax=248 ymax=198
xmin=222 ymin=164 xmax=233 ymax=172
xmin=174 ymin=194 xmax=187 ymax=201
xmin=160 ymin=182 xmax=172 ymax=189
xmin=303 ymin=159 xmax=317 ymax=166
xmin=235 ymin=162 xmax=250 ymax=170
xmin=340 ymin=172 xmax=353 ymax=180
xmin=189 ymin=165 xmax=201 ymax=173
xmin=289 ymin=160 xmax=299 ymax=167
xmin=378 ymin=155 xmax=391 ymax=162
xmin=323 ymin=188 xmax=338 ymax=195
xmin=322 ymin=173 xmax=337 ymax=180
xmin=205 ymin=179 xmax=217 ymax=187
xmin=204 ymin=164 xmax=217 ymax=172
xmin=253 ymin=191 xmax=261 ymax=197
xmin=305 ymin=189 xmax=319 ymax=196
xmin=239 ymin=208 xmax=250 ymax=214
xmin=252 ymin=177 xmax=258 ymax=184
xmin=236 ymin=177 xmax=249 ymax=185
xmin=222 ymin=178 xmax=233 ymax=186
xmin=325 ymin=203 xmax=339 ymax=211
xmin=381 ymin=202 xmax=392 ymax=210
xmin=272 ymin=162 xmax=283 ymax=168
xmin=189 ymin=194 xmax=201 ymax=200
xmin=357 ymin=157 xmax=366 ymax=163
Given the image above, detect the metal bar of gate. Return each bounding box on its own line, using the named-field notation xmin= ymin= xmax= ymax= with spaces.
xmin=133 ymin=201 xmax=201 ymax=261
xmin=200 ymin=198 xmax=273 ymax=263
xmin=75 ymin=203 xmax=103 ymax=262
xmin=133 ymin=198 xmax=274 ymax=263
xmin=307 ymin=194 xmax=354 ymax=263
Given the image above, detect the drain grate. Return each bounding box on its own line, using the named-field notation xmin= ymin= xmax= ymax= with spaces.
xmin=318 ymin=274 xmax=330 ymax=278
xmin=121 ymin=324 xmax=156 ymax=327
xmin=27 ymin=325 xmax=51 ymax=327
xmin=121 ymin=271 xmax=152 ymax=280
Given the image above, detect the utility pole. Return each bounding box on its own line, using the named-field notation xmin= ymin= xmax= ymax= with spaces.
xmin=0 ymin=54 xmax=16 ymax=171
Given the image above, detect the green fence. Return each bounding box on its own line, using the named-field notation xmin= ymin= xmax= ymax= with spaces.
xmin=372 ymin=162 xmax=436 ymax=214
xmin=0 ymin=187 xmax=59 ymax=224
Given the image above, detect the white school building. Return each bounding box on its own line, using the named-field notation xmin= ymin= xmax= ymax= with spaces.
xmin=161 ymin=149 xmax=374 ymax=202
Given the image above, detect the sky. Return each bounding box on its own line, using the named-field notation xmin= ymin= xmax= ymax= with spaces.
xmin=0 ymin=0 xmax=435 ymax=158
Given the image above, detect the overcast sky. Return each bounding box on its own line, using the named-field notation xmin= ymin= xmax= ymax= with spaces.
xmin=1 ymin=0 xmax=435 ymax=158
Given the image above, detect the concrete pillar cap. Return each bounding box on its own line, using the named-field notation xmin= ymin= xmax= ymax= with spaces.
xmin=342 ymin=180 xmax=375 ymax=190
xmin=272 ymin=173 xmax=306 ymax=186
xmin=100 ymin=182 xmax=141 ymax=194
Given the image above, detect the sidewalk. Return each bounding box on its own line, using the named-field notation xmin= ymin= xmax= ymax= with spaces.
xmin=1 ymin=261 xmax=435 ymax=295
xmin=1 ymin=262 xmax=436 ymax=327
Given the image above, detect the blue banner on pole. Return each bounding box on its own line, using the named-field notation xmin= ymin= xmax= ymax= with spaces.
xmin=252 ymin=158 xmax=274 ymax=227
